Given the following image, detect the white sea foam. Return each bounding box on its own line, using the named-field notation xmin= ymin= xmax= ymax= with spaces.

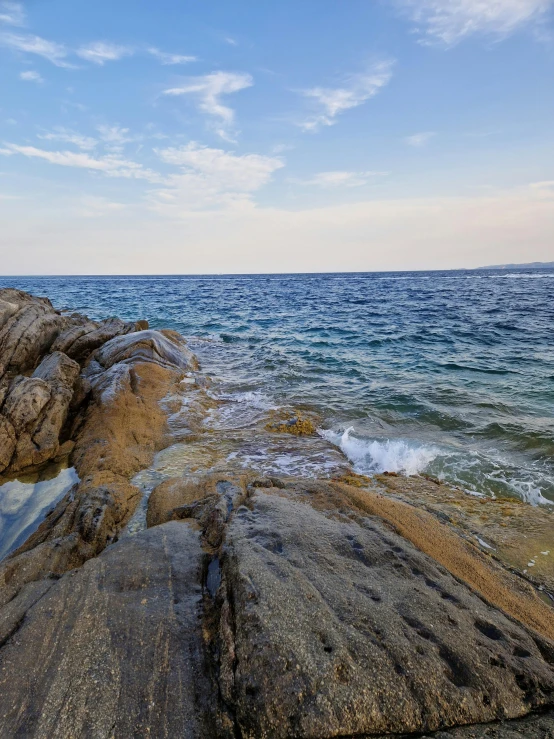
xmin=500 ymin=479 xmax=551 ymax=506
xmin=208 ymin=389 xmax=275 ymax=410
xmin=320 ymin=427 xmax=439 ymax=476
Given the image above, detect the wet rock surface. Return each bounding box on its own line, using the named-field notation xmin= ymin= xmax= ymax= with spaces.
xmin=0 ymin=289 xmax=553 ymax=738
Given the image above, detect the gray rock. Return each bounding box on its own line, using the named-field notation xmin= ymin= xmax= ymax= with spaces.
xmin=0 ymin=521 xmax=215 ymax=737
xmin=0 ymin=291 xmax=68 ymax=381
xmin=2 ymin=376 xmax=52 ymax=433
xmin=9 ymin=352 xmax=80 ymax=472
xmin=92 ymin=329 xmax=199 ymax=373
xmin=52 ymin=316 xmax=136 ymax=364
xmin=0 ymin=298 xmax=19 ymax=331
xmin=218 ymin=487 xmax=554 ymax=738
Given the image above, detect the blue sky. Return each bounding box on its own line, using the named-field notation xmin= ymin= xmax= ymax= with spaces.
xmin=0 ymin=0 xmax=553 ymax=274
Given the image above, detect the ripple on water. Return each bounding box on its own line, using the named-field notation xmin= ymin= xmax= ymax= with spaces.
xmin=3 ymin=270 xmax=553 ymax=507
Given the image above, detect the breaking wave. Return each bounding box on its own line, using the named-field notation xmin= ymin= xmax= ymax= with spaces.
xmin=321 ymin=427 xmax=439 ymax=476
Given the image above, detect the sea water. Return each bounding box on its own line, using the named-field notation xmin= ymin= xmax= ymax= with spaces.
xmin=3 ymin=270 xmax=553 ymax=505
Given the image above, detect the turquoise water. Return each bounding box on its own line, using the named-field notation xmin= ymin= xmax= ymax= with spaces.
xmin=3 ymin=271 xmax=553 ymax=504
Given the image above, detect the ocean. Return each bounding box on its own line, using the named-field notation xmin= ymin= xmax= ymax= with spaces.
xmin=3 ymin=269 xmax=553 ymax=505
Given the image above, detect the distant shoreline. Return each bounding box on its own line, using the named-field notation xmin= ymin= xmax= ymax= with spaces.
xmin=476 ymin=261 xmax=554 ymax=270
xmin=1 ymin=263 xmax=554 ymax=279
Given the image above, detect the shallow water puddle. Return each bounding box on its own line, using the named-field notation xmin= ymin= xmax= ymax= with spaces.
xmin=0 ymin=464 xmax=79 ymax=561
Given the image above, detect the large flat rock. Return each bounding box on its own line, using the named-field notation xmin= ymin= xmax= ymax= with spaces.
xmin=218 ymin=485 xmax=554 ymax=738
xmin=0 ymin=521 xmax=214 ymax=738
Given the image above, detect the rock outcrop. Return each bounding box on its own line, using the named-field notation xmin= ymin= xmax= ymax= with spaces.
xmin=0 ymin=289 xmax=553 ymax=738
xmin=0 ymin=289 xmax=198 ymax=608
xmin=0 ymin=289 xmax=148 ymax=477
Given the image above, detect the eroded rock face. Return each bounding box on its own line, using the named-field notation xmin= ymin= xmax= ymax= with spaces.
xmin=140 ymin=472 xmax=554 ymax=737
xmin=0 ymin=290 xmax=197 ymax=606
xmin=0 ymin=351 xmax=80 ymax=474
xmin=0 ymin=290 xmax=148 ymax=476
xmin=51 ymin=316 xmax=139 ymax=363
xmin=91 ymin=328 xmax=199 ymax=373
xmin=0 ymin=291 xmax=65 ymax=380
xmin=217 ymin=485 xmax=554 ymax=738
xmin=0 ymin=522 xmax=214 ymax=738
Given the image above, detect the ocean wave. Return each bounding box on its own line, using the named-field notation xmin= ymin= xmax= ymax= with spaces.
xmin=320 ymin=427 xmax=438 ymax=476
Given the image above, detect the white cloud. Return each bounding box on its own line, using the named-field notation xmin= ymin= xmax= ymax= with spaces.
xmin=399 ymin=0 xmax=554 ymax=45
xmin=0 ymin=143 xmax=161 ymax=181
xmin=299 ymin=61 xmax=394 ymax=132
xmin=38 ymin=127 xmax=97 ymax=150
xmin=148 ymin=47 xmax=196 ymax=65
xmin=76 ymin=41 xmax=132 ymax=65
xmin=405 ymin=131 xmax=436 ymax=147
xmin=96 ymin=124 xmax=134 ymax=145
xmin=152 ymin=141 xmax=283 ymax=212
xmin=0 ymin=1 xmax=24 ymax=26
xmin=294 ymin=170 xmax=387 ymax=188
xmin=163 ymin=71 xmax=253 ymax=141
xmin=0 ymin=32 xmax=71 ymax=66
xmin=19 ymin=69 xmax=43 ymax=83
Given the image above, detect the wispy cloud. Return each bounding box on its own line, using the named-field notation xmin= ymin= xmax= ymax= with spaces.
xmin=38 ymin=127 xmax=97 ymax=150
xmin=399 ymin=0 xmax=554 ymax=45
xmin=0 ymin=143 xmax=161 ymax=181
xmin=293 ymin=170 xmax=387 ymax=187
xmin=0 ymin=32 xmax=71 ymax=66
xmin=0 ymin=1 xmax=24 ymax=26
xmin=152 ymin=141 xmax=283 ymax=212
xmin=96 ymin=124 xmax=134 ymax=145
xmin=148 ymin=47 xmax=196 ymax=65
xmin=405 ymin=131 xmax=436 ymax=147
xmin=299 ymin=61 xmax=394 ymax=132
xmin=162 ymin=71 xmax=253 ymax=141
xmin=76 ymin=41 xmax=132 ymax=65
xmin=19 ymin=69 xmax=43 ymax=83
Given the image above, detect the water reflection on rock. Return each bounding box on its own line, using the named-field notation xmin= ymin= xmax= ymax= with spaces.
xmin=0 ymin=464 xmax=79 ymax=560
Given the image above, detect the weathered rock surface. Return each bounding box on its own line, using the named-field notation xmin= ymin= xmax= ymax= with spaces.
xmin=0 ymin=291 xmax=66 ymax=381
xmin=90 ymin=328 xmax=199 ymax=373
xmin=0 ymin=521 xmax=214 ymax=738
xmin=0 ymin=290 xmax=198 ymax=609
xmin=51 ymin=315 xmax=139 ymax=364
xmin=142 ymin=472 xmax=554 ymax=736
xmin=216 ymin=482 xmax=554 ymax=738
xmin=373 ymin=472 xmax=554 ymax=597
xmin=1 ymin=290 xmax=553 ymax=738
xmin=0 ymin=289 xmax=151 ymax=477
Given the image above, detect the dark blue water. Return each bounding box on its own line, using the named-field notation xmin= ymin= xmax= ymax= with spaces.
xmin=3 ymin=270 xmax=553 ymax=504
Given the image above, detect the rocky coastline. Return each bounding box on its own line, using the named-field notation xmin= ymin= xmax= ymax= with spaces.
xmin=0 ymin=288 xmax=552 ymax=738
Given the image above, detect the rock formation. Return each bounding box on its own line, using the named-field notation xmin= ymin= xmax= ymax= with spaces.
xmin=0 ymin=289 xmax=552 ymax=738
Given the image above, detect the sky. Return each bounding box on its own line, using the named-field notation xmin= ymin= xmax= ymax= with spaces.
xmin=0 ymin=0 xmax=553 ymax=274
